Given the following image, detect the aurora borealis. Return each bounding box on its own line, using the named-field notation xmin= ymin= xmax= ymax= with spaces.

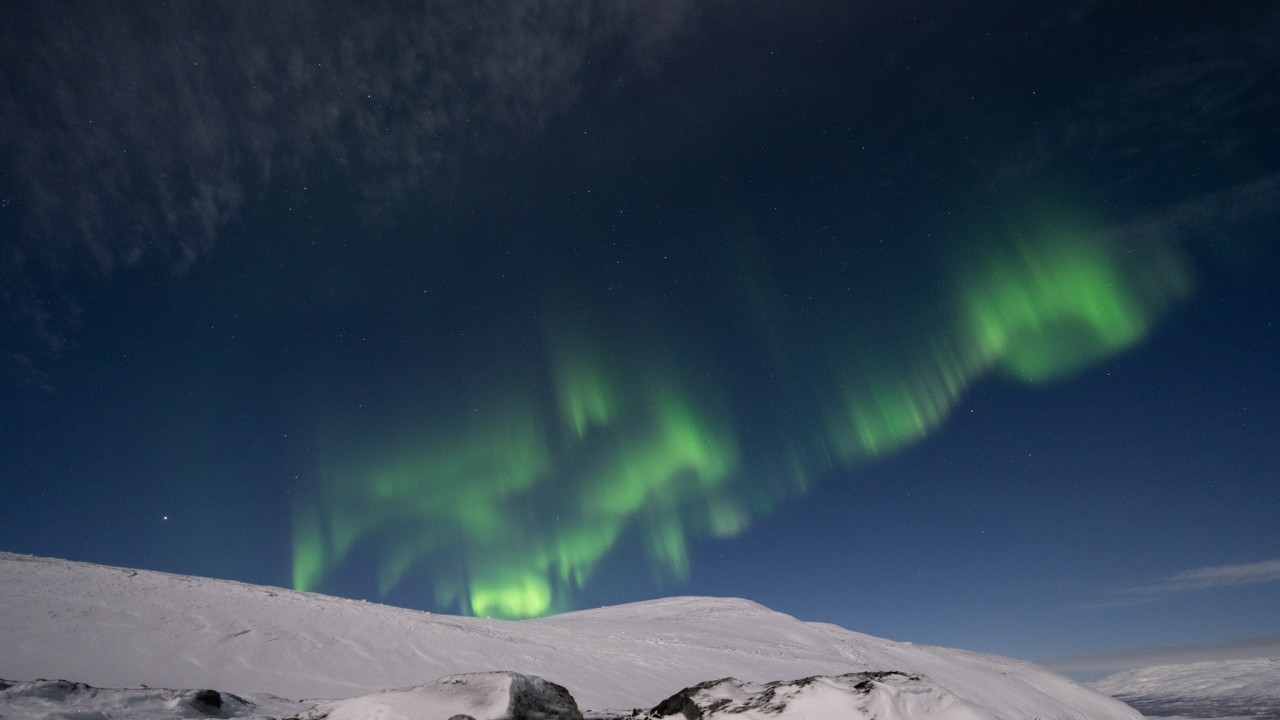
xmin=295 ymin=343 xmax=747 ymax=618
xmin=290 ymin=227 xmax=1199 ymax=618
xmin=3 ymin=0 xmax=1279 ymax=664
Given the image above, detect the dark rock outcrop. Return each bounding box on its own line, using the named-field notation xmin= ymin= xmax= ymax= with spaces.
xmin=506 ymin=672 xmax=584 ymax=720
xmin=650 ymin=671 xmax=922 ymax=719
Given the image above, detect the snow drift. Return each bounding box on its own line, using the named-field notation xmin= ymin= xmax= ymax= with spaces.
xmin=0 ymin=552 xmax=1139 ymax=719
xmin=297 ymin=672 xmax=584 ymax=720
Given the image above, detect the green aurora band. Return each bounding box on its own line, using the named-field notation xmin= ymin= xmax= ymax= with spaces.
xmin=294 ymin=345 xmax=753 ymax=618
xmin=293 ymin=226 xmax=1194 ymax=618
xmin=825 ymin=230 xmax=1192 ymax=460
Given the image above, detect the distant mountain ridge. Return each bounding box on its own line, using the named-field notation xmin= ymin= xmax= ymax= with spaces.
xmin=0 ymin=552 xmax=1139 ymax=718
xmin=1093 ymin=657 xmax=1280 ymax=720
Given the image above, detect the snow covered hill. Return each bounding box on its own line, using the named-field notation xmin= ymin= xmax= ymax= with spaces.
xmin=0 ymin=552 xmax=1139 ymax=718
xmin=1093 ymin=657 xmax=1280 ymax=719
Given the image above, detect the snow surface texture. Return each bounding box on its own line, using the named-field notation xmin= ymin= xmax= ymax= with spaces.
xmin=0 ymin=673 xmax=576 ymax=720
xmin=1093 ymin=657 xmax=1280 ymax=719
xmin=0 ymin=678 xmax=305 ymax=719
xmin=296 ymin=671 xmax=584 ymax=720
xmin=0 ymin=552 xmax=1139 ymax=719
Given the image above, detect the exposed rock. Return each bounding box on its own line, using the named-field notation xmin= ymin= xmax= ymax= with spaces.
xmin=192 ymin=688 xmax=224 ymax=711
xmin=505 ymin=673 xmax=583 ymax=719
xmin=647 ymin=671 xmax=992 ymax=720
xmin=651 ymin=678 xmax=721 ymax=719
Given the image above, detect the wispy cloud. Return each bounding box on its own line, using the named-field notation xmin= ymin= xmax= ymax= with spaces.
xmin=0 ymin=0 xmax=697 ymax=354
xmin=1046 ymin=635 xmax=1280 ymax=676
xmin=1128 ymin=559 xmax=1280 ymax=594
xmin=996 ymin=5 xmax=1280 ymax=191
xmin=1086 ymin=559 xmax=1280 ymax=609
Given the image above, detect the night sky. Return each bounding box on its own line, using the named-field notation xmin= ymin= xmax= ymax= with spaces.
xmin=3 ymin=1 xmax=1279 ymax=666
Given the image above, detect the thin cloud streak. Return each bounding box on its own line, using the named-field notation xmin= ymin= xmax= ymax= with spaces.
xmin=1045 ymin=636 xmax=1280 ymax=675
xmin=1133 ymin=559 xmax=1280 ymax=593
xmin=1085 ymin=559 xmax=1280 ymax=609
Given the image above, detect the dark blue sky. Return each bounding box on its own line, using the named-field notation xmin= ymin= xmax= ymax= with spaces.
xmin=2 ymin=1 xmax=1278 ymax=665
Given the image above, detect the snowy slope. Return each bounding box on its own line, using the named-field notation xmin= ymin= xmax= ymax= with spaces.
xmin=0 ymin=552 xmax=1139 ymax=718
xmin=1093 ymin=657 xmax=1280 ymax=719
